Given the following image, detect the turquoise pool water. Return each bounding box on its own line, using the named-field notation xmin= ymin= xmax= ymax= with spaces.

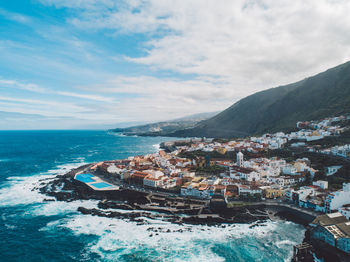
xmin=75 ymin=174 xmax=95 ymax=183
xmin=90 ymin=182 xmax=113 ymax=188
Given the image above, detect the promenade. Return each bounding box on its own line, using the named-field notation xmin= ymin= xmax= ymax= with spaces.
xmin=263 ymin=200 xmax=322 ymax=217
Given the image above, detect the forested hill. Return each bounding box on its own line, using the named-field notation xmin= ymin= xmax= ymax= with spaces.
xmin=171 ymin=61 xmax=350 ymax=138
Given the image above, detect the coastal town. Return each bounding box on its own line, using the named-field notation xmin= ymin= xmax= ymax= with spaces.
xmin=78 ymin=115 xmax=350 ymax=210
xmin=59 ymin=114 xmax=350 ymax=259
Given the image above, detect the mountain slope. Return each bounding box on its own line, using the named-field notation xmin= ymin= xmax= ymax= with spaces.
xmin=172 ymin=61 xmax=350 ymax=138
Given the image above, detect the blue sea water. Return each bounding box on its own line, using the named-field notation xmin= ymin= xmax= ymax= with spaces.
xmin=0 ymin=130 xmax=305 ymax=262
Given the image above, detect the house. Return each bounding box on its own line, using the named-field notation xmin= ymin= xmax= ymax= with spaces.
xmin=211 ymin=185 xmax=226 ymax=197
xmin=143 ymin=169 xmax=164 ymax=179
xmin=143 ymin=176 xmax=163 ymax=188
xmin=282 ymin=164 xmax=297 ymax=175
xmin=162 ymin=177 xmax=177 ymax=188
xmin=326 ymin=166 xmax=342 ymax=176
xmin=313 ymin=180 xmax=328 ymax=190
xmin=230 ymin=166 xmax=260 ymax=181
xmin=129 ymin=172 xmax=149 ymax=185
xmin=107 ymin=164 xmax=123 ymax=174
xmin=325 ymin=183 xmax=350 ymax=213
xmin=291 ymin=142 xmax=306 ymax=147
xmin=339 ymin=205 xmax=350 ymax=220
xmin=216 ymin=147 xmax=227 ymax=155
xmin=238 ymin=185 xmax=262 ymax=196
xmin=288 ymin=186 xmax=315 ymax=204
xmin=180 ymin=183 xmax=211 ymax=199
xmin=261 ymin=187 xmax=285 ymax=199
xmin=226 ymin=184 xmax=239 ymax=196
xmin=297 ymin=121 xmax=310 ymax=129
xmin=310 ymin=213 xmax=350 ymax=254
xmin=240 ymin=171 xmax=261 ymax=182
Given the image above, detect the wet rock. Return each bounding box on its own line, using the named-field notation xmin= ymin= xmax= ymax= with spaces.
xmin=38 ymin=165 xmax=281 ymax=227
xmin=43 ymin=199 xmax=55 ymax=202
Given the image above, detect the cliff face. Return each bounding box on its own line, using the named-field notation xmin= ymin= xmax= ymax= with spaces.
xmin=172 ymin=61 xmax=350 ymax=138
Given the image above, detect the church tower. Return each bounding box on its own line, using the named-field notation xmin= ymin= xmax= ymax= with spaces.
xmin=236 ymin=151 xmax=244 ymax=167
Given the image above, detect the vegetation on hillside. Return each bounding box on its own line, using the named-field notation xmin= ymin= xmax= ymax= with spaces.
xmin=171 ymin=61 xmax=350 ymax=138
xmin=307 ymin=129 xmax=350 ymax=148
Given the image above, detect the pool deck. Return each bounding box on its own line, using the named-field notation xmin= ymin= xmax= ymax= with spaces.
xmin=74 ymin=173 xmax=120 ymax=191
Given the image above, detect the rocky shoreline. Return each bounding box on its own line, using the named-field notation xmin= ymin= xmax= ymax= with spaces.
xmin=37 ymin=164 xmax=350 ymax=261
xmin=36 ymin=165 xmax=284 ymax=226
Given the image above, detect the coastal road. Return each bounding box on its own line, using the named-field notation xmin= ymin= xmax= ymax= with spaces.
xmin=256 ymin=200 xmax=321 ymax=217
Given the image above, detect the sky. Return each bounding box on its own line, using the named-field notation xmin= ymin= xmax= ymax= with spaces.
xmin=1 ymin=0 xmax=350 ymax=129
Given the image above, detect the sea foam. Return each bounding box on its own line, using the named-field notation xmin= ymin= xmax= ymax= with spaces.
xmin=58 ymin=213 xmax=303 ymax=262
xmin=0 ymin=162 xmax=86 ymax=207
xmin=0 ymin=161 xmax=305 ymax=261
xmin=153 ymin=143 xmax=160 ymax=151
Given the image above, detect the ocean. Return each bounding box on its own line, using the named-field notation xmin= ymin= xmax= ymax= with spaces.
xmin=0 ymin=130 xmax=305 ymax=262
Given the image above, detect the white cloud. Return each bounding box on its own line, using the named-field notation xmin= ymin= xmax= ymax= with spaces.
xmin=59 ymin=0 xmax=350 ymax=123
xmin=0 ymin=79 xmax=48 ymax=93
xmin=0 ymin=78 xmax=114 ymax=102
xmin=47 ymin=0 xmax=350 ymax=90
xmin=0 ymin=95 xmax=122 ymax=121
xmin=0 ymin=78 xmax=121 ymax=122
xmin=0 ymin=95 xmax=88 ymax=113
xmin=0 ymin=8 xmax=31 ymax=24
xmin=79 ymin=75 xmax=239 ymax=122
xmin=1 ymin=75 xmax=230 ymax=124
xmin=5 ymin=0 xmax=350 ymax=128
xmin=56 ymin=91 xmax=115 ymax=102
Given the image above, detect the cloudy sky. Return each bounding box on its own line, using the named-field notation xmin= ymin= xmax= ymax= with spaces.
xmin=1 ymin=0 xmax=350 ymax=129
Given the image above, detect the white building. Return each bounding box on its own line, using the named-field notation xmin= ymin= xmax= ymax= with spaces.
xmin=297 ymin=187 xmax=316 ymax=203
xmin=311 ymin=213 xmax=350 ymax=254
xmin=239 ymin=171 xmax=261 ymax=182
xmin=282 ymin=164 xmax=297 ymax=175
xmin=162 ymin=177 xmax=177 ymax=189
xmin=325 ymin=183 xmax=350 ymax=213
xmin=236 ymin=152 xmax=244 ymax=167
xmin=339 ymin=206 xmax=350 ymax=220
xmin=107 ymin=164 xmax=123 ymax=174
xmin=326 ymin=166 xmax=342 ymax=176
xmin=180 ymin=185 xmax=210 ymax=199
xmin=143 ymin=177 xmax=163 ymax=188
xmin=144 ymin=169 xmax=164 ymax=179
xmin=313 ymin=180 xmax=328 ymax=190
xmin=238 ymin=185 xmax=262 ymax=196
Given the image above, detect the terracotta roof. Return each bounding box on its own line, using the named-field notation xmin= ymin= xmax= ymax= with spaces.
xmin=145 ymin=177 xmax=160 ymax=181
xmin=131 ymin=172 xmax=149 ymax=179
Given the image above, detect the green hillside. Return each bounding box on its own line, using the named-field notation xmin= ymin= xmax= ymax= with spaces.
xmin=172 ymin=61 xmax=350 ymax=138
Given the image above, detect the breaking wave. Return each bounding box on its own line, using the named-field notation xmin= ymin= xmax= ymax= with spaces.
xmin=0 ymin=133 xmax=306 ymax=262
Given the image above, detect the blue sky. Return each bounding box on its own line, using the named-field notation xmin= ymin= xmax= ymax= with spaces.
xmin=1 ymin=0 xmax=350 ymax=129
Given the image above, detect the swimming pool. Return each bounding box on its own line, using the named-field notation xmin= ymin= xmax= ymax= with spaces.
xmin=90 ymin=182 xmax=113 ymax=188
xmin=75 ymin=173 xmax=95 ymax=183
